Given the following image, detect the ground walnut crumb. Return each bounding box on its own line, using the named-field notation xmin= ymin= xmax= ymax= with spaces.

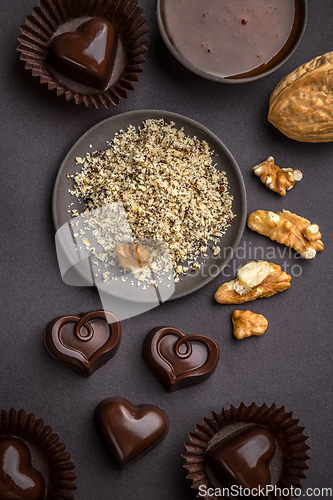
xmin=70 ymin=119 xmax=234 ymax=280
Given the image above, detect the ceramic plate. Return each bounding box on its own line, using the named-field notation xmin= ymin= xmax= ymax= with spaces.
xmin=53 ymin=109 xmax=247 ymax=301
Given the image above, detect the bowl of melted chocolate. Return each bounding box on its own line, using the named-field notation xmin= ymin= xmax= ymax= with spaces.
xmin=157 ymin=0 xmax=307 ymax=82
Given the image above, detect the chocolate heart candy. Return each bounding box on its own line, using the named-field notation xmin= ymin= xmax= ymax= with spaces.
xmin=205 ymin=425 xmax=276 ymax=489
xmin=44 ymin=310 xmax=121 ymax=377
xmin=48 ymin=18 xmax=118 ymax=89
xmin=0 ymin=437 xmax=45 ymax=500
xmin=94 ymin=397 xmax=169 ymax=469
xmin=143 ymin=327 xmax=220 ymax=391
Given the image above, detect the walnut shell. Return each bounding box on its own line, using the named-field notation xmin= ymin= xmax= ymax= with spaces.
xmin=268 ymin=51 xmax=333 ymax=142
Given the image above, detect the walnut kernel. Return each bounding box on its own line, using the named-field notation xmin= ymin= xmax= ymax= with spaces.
xmin=214 ymin=261 xmax=291 ymax=304
xmin=247 ymin=210 xmax=324 ymax=259
xmin=253 ymin=156 xmax=302 ymax=196
xmin=115 ymin=243 xmax=151 ymax=274
xmin=232 ymin=310 xmax=268 ymax=339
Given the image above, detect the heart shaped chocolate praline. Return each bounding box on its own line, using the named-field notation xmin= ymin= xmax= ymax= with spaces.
xmin=44 ymin=310 xmax=121 ymax=377
xmin=48 ymin=18 xmax=118 ymax=89
xmin=0 ymin=437 xmax=45 ymax=500
xmin=94 ymin=397 xmax=169 ymax=469
xmin=143 ymin=326 xmax=220 ymax=391
xmin=205 ymin=425 xmax=276 ymax=489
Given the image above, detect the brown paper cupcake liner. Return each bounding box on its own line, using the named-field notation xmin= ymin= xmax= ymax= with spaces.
xmin=0 ymin=407 xmax=77 ymax=500
xmin=183 ymin=402 xmax=310 ymax=500
xmin=17 ymin=0 xmax=148 ymax=108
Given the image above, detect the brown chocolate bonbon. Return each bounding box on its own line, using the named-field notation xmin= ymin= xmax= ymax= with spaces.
xmin=48 ymin=18 xmax=118 ymax=89
xmin=94 ymin=397 xmax=169 ymax=469
xmin=205 ymin=426 xmax=276 ymax=489
xmin=0 ymin=408 xmax=76 ymax=500
xmin=18 ymin=0 xmax=148 ymax=108
xmin=183 ymin=403 xmax=310 ymax=499
xmin=44 ymin=310 xmax=121 ymax=377
xmin=143 ymin=326 xmax=219 ymax=392
xmin=0 ymin=437 xmax=45 ymax=500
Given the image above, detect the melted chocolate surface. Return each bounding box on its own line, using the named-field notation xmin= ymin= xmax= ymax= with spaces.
xmin=162 ymin=0 xmax=300 ymax=78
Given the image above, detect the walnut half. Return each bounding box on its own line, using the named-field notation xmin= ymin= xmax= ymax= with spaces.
xmin=115 ymin=243 xmax=151 ymax=274
xmin=215 ymin=261 xmax=291 ymax=304
xmin=247 ymin=210 xmax=324 ymax=259
xmin=232 ymin=310 xmax=268 ymax=339
xmin=253 ymin=156 xmax=302 ymax=196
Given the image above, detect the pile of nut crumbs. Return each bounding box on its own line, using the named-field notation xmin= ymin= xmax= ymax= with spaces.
xmin=68 ymin=119 xmax=234 ymax=285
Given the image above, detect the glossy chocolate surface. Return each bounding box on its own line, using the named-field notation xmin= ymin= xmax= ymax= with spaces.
xmin=143 ymin=327 xmax=220 ymax=391
xmin=94 ymin=397 xmax=169 ymax=469
xmin=162 ymin=0 xmax=301 ymax=79
xmin=44 ymin=310 xmax=121 ymax=377
xmin=205 ymin=425 xmax=276 ymax=488
xmin=0 ymin=437 xmax=45 ymax=500
xmin=48 ymin=18 xmax=118 ymax=89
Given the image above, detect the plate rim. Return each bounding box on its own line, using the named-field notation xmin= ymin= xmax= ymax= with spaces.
xmin=52 ymin=109 xmax=247 ymax=301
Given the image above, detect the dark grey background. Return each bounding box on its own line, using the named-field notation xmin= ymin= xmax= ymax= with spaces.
xmin=0 ymin=1 xmax=332 ymax=498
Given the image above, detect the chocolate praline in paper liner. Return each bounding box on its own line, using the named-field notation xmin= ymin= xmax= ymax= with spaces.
xmin=17 ymin=0 xmax=148 ymax=108
xmin=183 ymin=402 xmax=310 ymax=500
xmin=0 ymin=407 xmax=77 ymax=500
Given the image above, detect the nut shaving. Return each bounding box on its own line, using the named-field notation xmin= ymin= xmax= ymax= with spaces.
xmin=69 ymin=119 xmax=234 ymax=283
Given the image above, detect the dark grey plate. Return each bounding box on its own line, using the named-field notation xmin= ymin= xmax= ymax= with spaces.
xmin=52 ymin=109 xmax=247 ymax=301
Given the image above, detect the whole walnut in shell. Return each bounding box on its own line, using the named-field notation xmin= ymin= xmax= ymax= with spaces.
xmin=268 ymin=51 xmax=333 ymax=142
